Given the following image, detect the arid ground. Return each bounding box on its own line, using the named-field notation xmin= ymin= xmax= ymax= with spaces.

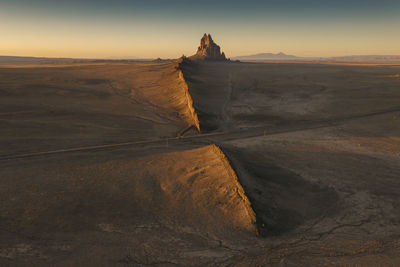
xmin=1 ymin=59 xmax=400 ymax=266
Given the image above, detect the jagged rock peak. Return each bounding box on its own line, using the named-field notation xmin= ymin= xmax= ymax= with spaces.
xmin=190 ymin=33 xmax=227 ymax=61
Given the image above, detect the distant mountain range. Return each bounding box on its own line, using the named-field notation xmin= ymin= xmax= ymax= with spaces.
xmin=232 ymin=53 xmax=400 ymax=62
xmin=232 ymin=52 xmax=301 ymax=61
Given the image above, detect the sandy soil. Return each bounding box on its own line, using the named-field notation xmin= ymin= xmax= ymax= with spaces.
xmin=0 ymin=145 xmax=260 ymax=266
xmin=182 ymin=61 xmax=400 ymax=131
xmin=182 ymin=60 xmax=400 ymax=266
xmin=0 ymin=61 xmax=197 ymax=155
xmin=1 ymin=59 xmax=399 ymax=266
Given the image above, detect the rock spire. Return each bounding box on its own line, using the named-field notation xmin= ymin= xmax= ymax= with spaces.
xmin=190 ymin=34 xmax=227 ymax=60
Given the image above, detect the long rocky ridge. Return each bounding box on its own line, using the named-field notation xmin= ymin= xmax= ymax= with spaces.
xmin=173 ymin=34 xmax=259 ymax=233
xmin=209 ymin=144 xmax=258 ymax=233
xmin=176 ymin=57 xmax=201 ymax=132
xmin=175 ymin=57 xmax=259 ymax=234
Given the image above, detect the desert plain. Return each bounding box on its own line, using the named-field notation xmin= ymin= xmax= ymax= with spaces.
xmin=0 ymin=57 xmax=400 ymax=266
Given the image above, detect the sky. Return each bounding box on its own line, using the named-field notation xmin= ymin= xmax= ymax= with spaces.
xmin=1 ymin=0 xmax=399 ymax=58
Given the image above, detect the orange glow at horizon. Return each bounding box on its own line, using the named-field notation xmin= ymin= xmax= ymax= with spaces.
xmin=1 ymin=2 xmax=399 ymax=59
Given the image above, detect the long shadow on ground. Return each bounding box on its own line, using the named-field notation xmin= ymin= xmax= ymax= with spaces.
xmin=221 ymin=146 xmax=339 ymax=237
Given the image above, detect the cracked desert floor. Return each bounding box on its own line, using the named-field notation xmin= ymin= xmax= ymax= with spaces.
xmin=1 ymin=59 xmax=400 ymax=266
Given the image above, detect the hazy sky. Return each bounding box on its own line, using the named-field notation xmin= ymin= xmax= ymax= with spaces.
xmin=1 ymin=0 xmax=399 ymax=58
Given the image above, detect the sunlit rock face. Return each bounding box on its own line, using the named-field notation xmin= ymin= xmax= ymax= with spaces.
xmin=190 ymin=33 xmax=227 ymax=60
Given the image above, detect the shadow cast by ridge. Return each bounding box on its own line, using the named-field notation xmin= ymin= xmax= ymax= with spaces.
xmin=221 ymin=146 xmax=339 ymax=237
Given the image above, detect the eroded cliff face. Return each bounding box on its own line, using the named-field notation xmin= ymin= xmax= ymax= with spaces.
xmin=190 ymin=34 xmax=227 ymax=60
xmin=174 ymin=58 xmax=201 ymax=132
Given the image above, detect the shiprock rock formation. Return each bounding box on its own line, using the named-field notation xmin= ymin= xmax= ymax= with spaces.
xmin=190 ymin=33 xmax=227 ymax=60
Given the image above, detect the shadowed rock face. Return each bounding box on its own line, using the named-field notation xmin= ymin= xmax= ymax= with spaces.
xmin=191 ymin=33 xmax=227 ymax=60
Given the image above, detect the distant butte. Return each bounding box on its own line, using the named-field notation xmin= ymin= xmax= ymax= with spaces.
xmin=190 ymin=33 xmax=227 ymax=61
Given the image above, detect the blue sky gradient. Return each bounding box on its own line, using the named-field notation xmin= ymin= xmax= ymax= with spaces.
xmin=1 ymin=0 xmax=399 ymax=58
